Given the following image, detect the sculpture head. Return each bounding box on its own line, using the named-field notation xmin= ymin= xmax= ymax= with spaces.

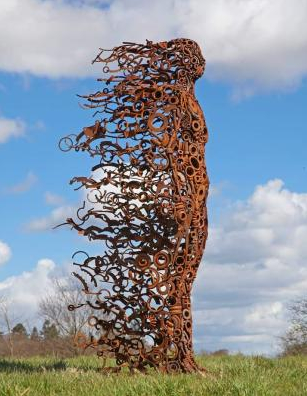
xmin=158 ymin=38 xmax=206 ymax=80
xmin=95 ymin=38 xmax=205 ymax=85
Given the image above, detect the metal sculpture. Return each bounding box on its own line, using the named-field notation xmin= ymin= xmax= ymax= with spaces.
xmin=59 ymin=38 xmax=209 ymax=374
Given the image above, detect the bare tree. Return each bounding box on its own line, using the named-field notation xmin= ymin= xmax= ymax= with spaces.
xmin=38 ymin=275 xmax=93 ymax=355
xmin=0 ymin=296 xmax=20 ymax=356
xmin=280 ymin=298 xmax=307 ymax=355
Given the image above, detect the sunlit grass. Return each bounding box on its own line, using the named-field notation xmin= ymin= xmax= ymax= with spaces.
xmin=0 ymin=355 xmax=306 ymax=396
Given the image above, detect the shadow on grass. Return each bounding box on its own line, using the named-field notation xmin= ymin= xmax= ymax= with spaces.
xmin=0 ymin=359 xmax=67 ymax=373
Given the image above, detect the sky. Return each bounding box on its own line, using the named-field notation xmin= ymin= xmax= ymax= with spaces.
xmin=0 ymin=0 xmax=307 ymax=355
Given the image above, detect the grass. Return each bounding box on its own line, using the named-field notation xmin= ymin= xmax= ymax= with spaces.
xmin=0 ymin=355 xmax=306 ymax=396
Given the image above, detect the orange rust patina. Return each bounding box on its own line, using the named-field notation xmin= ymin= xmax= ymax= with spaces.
xmin=59 ymin=38 xmax=209 ymax=374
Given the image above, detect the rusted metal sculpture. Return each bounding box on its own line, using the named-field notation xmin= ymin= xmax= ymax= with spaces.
xmin=59 ymin=38 xmax=209 ymax=374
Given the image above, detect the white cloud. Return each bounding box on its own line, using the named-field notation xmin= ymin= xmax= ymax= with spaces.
xmin=208 ymin=181 xmax=232 ymax=198
xmin=25 ymin=170 xmax=112 ymax=232
xmin=0 ymin=0 xmax=306 ymax=93
xmin=0 ymin=241 xmax=11 ymax=266
xmin=0 ymin=116 xmax=26 ymax=144
xmin=0 ymin=259 xmax=56 ymax=320
xmin=25 ymin=169 xmax=111 ymax=233
xmin=44 ymin=191 xmax=65 ymax=206
xmin=205 ymin=179 xmax=307 ymax=265
xmin=193 ymin=179 xmax=307 ymax=354
xmin=4 ymin=171 xmax=37 ymax=194
xmin=179 ymin=0 xmax=307 ymax=93
xmin=25 ymin=205 xmax=76 ymax=231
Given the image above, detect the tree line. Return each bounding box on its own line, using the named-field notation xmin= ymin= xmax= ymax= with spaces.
xmin=0 ymin=277 xmax=95 ymax=357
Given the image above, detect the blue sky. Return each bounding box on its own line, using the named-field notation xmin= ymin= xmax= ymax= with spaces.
xmin=0 ymin=0 xmax=307 ymax=355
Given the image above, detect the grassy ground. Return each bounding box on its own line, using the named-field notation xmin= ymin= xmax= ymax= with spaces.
xmin=0 ymin=355 xmax=306 ymax=396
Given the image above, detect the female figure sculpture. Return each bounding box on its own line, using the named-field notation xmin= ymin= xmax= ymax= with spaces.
xmin=60 ymin=38 xmax=209 ymax=373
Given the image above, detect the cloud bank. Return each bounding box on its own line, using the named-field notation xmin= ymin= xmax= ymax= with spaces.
xmin=0 ymin=0 xmax=307 ymax=93
xmin=193 ymin=179 xmax=307 ymax=354
xmin=3 ymin=179 xmax=307 ymax=353
xmin=0 ymin=259 xmax=55 ymax=321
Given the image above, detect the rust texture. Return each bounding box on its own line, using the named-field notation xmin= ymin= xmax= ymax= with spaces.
xmin=59 ymin=38 xmax=209 ymax=373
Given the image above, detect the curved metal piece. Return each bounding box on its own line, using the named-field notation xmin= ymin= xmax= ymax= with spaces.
xmin=60 ymin=38 xmax=209 ymax=373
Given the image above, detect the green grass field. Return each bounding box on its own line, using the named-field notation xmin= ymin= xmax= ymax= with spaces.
xmin=0 ymin=355 xmax=306 ymax=396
